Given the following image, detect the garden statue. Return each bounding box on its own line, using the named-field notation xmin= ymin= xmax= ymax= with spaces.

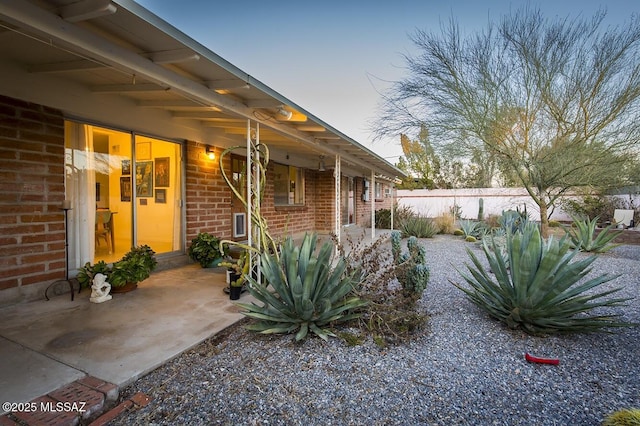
xmin=90 ymin=273 xmax=112 ymax=303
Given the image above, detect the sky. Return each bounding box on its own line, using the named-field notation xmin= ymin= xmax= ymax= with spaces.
xmin=134 ymin=0 xmax=637 ymax=164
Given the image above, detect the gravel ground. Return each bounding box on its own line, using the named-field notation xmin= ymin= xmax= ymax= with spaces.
xmin=115 ymin=235 xmax=640 ymax=426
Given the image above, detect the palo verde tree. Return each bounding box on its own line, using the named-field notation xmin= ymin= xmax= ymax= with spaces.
xmin=375 ymin=7 xmax=640 ymax=237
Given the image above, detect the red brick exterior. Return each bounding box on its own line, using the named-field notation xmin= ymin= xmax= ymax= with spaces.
xmin=0 ymin=95 xmax=393 ymax=301
xmin=0 ymin=95 xmax=66 ymax=292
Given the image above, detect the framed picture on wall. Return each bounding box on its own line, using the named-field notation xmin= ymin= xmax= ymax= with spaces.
xmin=135 ymin=161 xmax=153 ymax=197
xmin=136 ymin=141 xmax=151 ymax=160
xmin=121 ymin=159 xmax=131 ymax=175
xmin=155 ymin=157 xmax=170 ymax=187
xmin=120 ymin=177 xmax=131 ymax=202
xmin=155 ymin=189 xmax=166 ymax=204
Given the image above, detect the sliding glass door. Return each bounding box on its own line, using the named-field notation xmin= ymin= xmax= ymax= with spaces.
xmin=65 ymin=121 xmax=183 ymax=270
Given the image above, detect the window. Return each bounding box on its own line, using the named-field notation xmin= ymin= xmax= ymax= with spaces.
xmin=375 ymin=182 xmax=383 ymax=199
xmin=273 ymin=163 xmax=304 ymax=205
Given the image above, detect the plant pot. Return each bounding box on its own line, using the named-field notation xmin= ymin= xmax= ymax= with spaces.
xmin=205 ymin=257 xmax=223 ymax=268
xmin=110 ymin=282 xmax=138 ymax=293
xmin=229 ymin=285 xmax=242 ymax=300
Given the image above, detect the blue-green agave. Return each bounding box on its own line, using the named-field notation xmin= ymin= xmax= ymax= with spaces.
xmin=564 ymin=215 xmax=622 ymax=253
xmin=453 ymin=225 xmax=632 ymax=335
xmin=237 ymin=233 xmax=367 ymax=341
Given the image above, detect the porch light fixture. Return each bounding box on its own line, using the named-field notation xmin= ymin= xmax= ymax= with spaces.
xmin=276 ymin=106 xmax=293 ymax=120
xmin=206 ymin=146 xmax=215 ymax=160
xmin=318 ymin=155 xmax=326 ymax=172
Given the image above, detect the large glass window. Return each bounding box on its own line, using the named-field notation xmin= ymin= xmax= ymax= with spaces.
xmin=65 ymin=122 xmax=182 ymax=269
xmin=273 ymin=163 xmax=304 ymax=206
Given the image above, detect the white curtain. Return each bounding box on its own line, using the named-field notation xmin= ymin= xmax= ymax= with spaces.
xmin=65 ymin=121 xmax=96 ymax=273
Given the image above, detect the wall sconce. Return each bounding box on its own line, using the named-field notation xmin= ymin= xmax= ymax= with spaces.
xmin=318 ymin=155 xmax=326 ymax=172
xmin=205 ymin=146 xmax=215 ymax=160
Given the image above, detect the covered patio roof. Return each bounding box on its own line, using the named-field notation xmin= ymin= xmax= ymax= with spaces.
xmin=0 ymin=0 xmax=405 ymax=181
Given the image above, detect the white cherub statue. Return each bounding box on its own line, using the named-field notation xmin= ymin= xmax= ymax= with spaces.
xmin=90 ymin=272 xmax=112 ymax=303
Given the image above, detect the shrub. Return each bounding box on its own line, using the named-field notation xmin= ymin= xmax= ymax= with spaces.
xmin=564 ymin=215 xmax=622 ymax=253
xmin=548 ymin=220 xmax=561 ymax=228
xmin=602 ymin=408 xmax=640 ymax=426
xmin=434 ymin=214 xmax=456 ymax=234
xmin=391 ymin=231 xmax=430 ymax=299
xmin=237 ymin=233 xmax=367 ymax=341
xmin=465 ymin=235 xmax=477 ymax=243
xmin=336 ymin=231 xmax=428 ymax=345
xmin=401 ymin=216 xmax=439 ymax=238
xmin=374 ymin=205 xmax=414 ymax=229
xmin=453 ymin=225 xmax=632 ymax=335
xmin=453 ymin=229 xmax=464 ymax=236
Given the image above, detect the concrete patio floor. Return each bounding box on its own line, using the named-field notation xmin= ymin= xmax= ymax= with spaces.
xmin=0 ymin=227 xmax=390 ymax=424
xmin=0 ymin=263 xmax=245 ymax=414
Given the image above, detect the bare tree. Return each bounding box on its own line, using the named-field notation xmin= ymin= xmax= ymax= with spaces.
xmin=375 ymin=7 xmax=640 ymax=237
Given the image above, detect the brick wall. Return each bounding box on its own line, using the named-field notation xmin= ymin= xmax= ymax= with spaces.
xmin=0 ymin=95 xmax=66 ymax=295
xmin=184 ymin=142 xmax=232 ymax=244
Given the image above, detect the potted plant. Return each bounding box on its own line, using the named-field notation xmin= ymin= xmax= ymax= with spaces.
xmin=109 ymin=245 xmax=158 ymax=292
xmin=77 ymin=260 xmax=110 ymax=289
xmin=220 ymin=251 xmax=249 ymax=300
xmin=76 ymin=245 xmax=157 ymax=294
xmin=188 ymin=232 xmax=228 ymax=267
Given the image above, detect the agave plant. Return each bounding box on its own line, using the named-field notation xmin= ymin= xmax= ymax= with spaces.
xmin=458 ymin=219 xmax=481 ymax=238
xmin=564 ymin=215 xmax=622 ymax=253
xmin=453 ymin=225 xmax=631 ymax=335
xmin=237 ymin=233 xmax=367 ymax=341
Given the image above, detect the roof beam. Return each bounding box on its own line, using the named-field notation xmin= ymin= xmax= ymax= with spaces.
xmin=60 ymin=0 xmax=117 ymax=22
xmin=90 ymin=83 xmax=166 ymax=93
xmin=149 ymin=49 xmax=200 ymax=64
xmin=28 ymin=59 xmax=105 ymax=73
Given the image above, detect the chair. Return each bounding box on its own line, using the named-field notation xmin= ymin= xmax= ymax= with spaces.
xmin=96 ymin=211 xmax=113 ymax=253
xmin=613 ymin=209 xmax=634 ymax=229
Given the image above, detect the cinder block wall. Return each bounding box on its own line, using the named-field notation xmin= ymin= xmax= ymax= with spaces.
xmin=0 ymin=95 xmax=66 ymax=305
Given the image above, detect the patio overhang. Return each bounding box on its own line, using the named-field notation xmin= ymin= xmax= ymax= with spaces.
xmin=0 ymin=0 xmax=406 ymax=181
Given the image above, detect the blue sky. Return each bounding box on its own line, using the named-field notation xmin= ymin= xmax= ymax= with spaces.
xmin=134 ymin=0 xmax=637 ymax=163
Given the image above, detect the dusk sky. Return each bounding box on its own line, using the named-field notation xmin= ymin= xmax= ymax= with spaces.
xmin=134 ymin=0 xmax=637 ymax=163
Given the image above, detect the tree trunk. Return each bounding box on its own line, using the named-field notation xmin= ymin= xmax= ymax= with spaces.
xmin=539 ymin=203 xmax=549 ymax=239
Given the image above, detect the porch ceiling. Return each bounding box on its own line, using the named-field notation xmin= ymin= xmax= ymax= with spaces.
xmin=0 ymin=0 xmax=405 ymax=181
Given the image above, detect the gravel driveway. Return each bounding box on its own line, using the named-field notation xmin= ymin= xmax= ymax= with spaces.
xmin=115 ymin=235 xmax=640 ymax=426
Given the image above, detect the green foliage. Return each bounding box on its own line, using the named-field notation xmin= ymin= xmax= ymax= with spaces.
xmin=478 ymin=198 xmax=484 ymax=221
xmin=499 ymin=209 xmax=530 ymax=234
xmin=374 ymin=205 xmax=414 ymax=229
xmin=188 ymin=232 xmax=228 ymax=267
xmin=548 ymin=220 xmax=561 ymax=228
xmin=110 ymin=245 xmax=157 ymax=287
xmin=465 ymin=235 xmax=477 ymax=243
xmin=453 ymin=225 xmax=632 ymax=335
xmin=220 ymin=251 xmax=250 ymax=287
xmin=391 ymin=231 xmax=430 ymax=299
xmin=77 ymin=260 xmax=110 ymax=288
xmin=453 ymin=229 xmax=464 ymax=236
xmin=459 ymin=220 xmax=480 ymax=238
xmin=602 ymin=408 xmax=640 ymax=426
xmin=562 ymin=195 xmax=616 ymax=222
xmin=401 ymin=215 xmax=439 ymax=238
xmin=237 ymin=233 xmax=367 ymax=341
xmin=77 ymin=245 xmax=157 ymax=288
xmin=564 ymin=216 xmax=622 ymax=253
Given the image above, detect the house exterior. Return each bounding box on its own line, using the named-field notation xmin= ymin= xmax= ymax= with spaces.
xmin=0 ymin=0 xmax=405 ymax=305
